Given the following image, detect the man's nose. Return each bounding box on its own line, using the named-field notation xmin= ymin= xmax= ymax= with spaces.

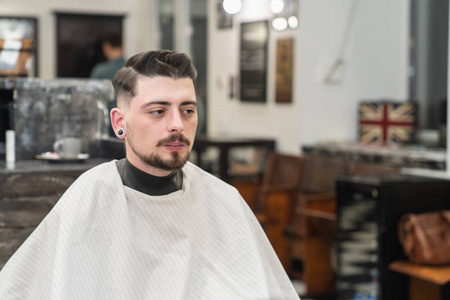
xmin=168 ymin=110 xmax=184 ymax=132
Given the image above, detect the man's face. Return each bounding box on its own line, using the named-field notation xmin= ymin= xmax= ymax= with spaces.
xmin=122 ymin=76 xmax=197 ymax=176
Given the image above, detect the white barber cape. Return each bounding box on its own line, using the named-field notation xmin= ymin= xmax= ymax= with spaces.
xmin=0 ymin=161 xmax=300 ymax=300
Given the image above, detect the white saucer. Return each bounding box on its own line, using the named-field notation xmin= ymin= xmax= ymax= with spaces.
xmin=36 ymin=152 xmax=90 ymax=162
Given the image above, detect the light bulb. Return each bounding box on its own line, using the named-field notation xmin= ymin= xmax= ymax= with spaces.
xmin=272 ymin=17 xmax=288 ymax=31
xmin=288 ymin=16 xmax=298 ymax=29
xmin=271 ymin=0 xmax=284 ymax=14
xmin=223 ymin=0 xmax=241 ymax=15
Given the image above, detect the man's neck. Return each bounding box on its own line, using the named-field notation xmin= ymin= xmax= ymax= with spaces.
xmin=116 ymin=159 xmax=183 ymax=196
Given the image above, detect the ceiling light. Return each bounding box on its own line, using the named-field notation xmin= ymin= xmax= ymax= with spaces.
xmin=288 ymin=16 xmax=298 ymax=29
xmin=223 ymin=0 xmax=241 ymax=14
xmin=272 ymin=17 xmax=288 ymax=31
xmin=271 ymin=0 xmax=285 ymax=14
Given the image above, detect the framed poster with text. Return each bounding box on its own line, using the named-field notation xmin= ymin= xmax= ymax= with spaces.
xmin=239 ymin=20 xmax=269 ymax=103
xmin=275 ymin=38 xmax=293 ymax=103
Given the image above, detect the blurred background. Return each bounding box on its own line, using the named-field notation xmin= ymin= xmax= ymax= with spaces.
xmin=1 ymin=1 xmax=450 ymax=300
xmin=1 ymin=0 xmax=447 ymax=156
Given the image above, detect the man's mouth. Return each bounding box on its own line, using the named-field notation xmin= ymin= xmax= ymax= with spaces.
xmin=157 ymin=134 xmax=191 ymax=147
xmin=163 ymin=142 xmax=186 ymax=152
xmin=165 ymin=142 xmax=185 ymax=147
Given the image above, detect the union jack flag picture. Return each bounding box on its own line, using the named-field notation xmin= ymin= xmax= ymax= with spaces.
xmin=359 ymin=101 xmax=418 ymax=145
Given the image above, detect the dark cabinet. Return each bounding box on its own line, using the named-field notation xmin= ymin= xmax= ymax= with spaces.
xmin=336 ymin=174 xmax=450 ymax=300
xmin=0 ymin=159 xmax=107 ymax=269
xmin=191 ymin=134 xmax=276 ymax=182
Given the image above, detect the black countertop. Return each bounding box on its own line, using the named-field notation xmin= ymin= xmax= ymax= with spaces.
xmin=0 ymin=158 xmax=110 ymax=175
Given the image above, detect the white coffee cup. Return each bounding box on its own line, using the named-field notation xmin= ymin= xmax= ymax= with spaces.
xmin=53 ymin=137 xmax=82 ymax=159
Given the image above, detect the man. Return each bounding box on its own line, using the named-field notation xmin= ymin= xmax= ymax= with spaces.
xmin=90 ymin=32 xmax=126 ymax=80
xmin=0 ymin=50 xmax=300 ymax=299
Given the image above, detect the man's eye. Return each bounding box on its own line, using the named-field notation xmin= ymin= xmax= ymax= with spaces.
xmin=150 ymin=110 xmax=164 ymax=115
xmin=183 ymin=108 xmax=196 ymax=114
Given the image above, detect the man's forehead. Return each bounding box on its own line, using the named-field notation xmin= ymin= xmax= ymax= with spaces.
xmin=131 ymin=77 xmax=196 ymax=107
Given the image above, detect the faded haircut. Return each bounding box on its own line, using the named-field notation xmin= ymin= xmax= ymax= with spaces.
xmin=112 ymin=49 xmax=197 ymax=107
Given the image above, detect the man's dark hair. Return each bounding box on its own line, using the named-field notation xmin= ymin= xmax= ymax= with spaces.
xmin=112 ymin=50 xmax=197 ymax=106
xmin=102 ymin=32 xmax=122 ymax=48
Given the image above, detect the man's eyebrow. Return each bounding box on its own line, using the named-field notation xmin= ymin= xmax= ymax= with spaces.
xmin=181 ymin=101 xmax=197 ymax=107
xmin=140 ymin=100 xmax=197 ymax=109
xmin=140 ymin=101 xmax=170 ymax=109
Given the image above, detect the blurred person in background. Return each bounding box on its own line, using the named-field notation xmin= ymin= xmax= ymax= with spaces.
xmin=91 ymin=31 xmax=126 ymax=137
xmin=90 ymin=31 xmax=126 ymax=80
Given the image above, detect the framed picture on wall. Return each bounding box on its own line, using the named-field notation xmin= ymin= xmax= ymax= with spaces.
xmin=275 ymin=38 xmax=293 ymax=103
xmin=0 ymin=16 xmax=38 ymax=77
xmin=239 ymin=20 xmax=269 ymax=103
xmin=55 ymin=12 xmax=124 ymax=78
xmin=217 ymin=3 xmax=233 ymax=29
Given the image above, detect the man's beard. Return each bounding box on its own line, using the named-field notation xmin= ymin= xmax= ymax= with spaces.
xmin=128 ymin=132 xmax=191 ymax=172
xmin=142 ymin=151 xmax=190 ymax=171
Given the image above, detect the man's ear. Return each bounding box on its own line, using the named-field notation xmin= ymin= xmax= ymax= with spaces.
xmin=110 ymin=107 xmax=125 ymax=138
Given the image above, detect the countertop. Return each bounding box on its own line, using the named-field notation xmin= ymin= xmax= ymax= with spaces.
xmin=0 ymin=158 xmax=110 ymax=175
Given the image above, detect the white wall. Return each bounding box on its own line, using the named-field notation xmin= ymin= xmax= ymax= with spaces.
xmin=2 ymin=0 xmax=411 ymax=155
xmin=207 ymin=0 xmax=410 ymax=154
xmin=1 ymin=0 xmax=151 ymax=78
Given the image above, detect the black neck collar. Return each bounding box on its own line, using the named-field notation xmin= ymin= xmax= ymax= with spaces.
xmin=116 ymin=158 xmax=183 ymax=196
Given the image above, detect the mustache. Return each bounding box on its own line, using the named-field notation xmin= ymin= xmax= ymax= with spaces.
xmin=156 ymin=133 xmax=191 ymax=147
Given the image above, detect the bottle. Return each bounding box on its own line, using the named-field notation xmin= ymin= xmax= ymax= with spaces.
xmin=6 ymin=130 xmax=15 ymax=163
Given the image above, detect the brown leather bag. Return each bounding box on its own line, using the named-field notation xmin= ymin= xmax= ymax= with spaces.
xmin=398 ymin=210 xmax=450 ymax=265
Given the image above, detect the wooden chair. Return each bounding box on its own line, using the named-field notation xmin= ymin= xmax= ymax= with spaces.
xmin=253 ymin=151 xmax=305 ymax=269
xmin=228 ymin=149 xmax=265 ymax=211
xmin=299 ymin=155 xmax=349 ymax=194
xmin=286 ymin=155 xmax=348 ymax=297
xmin=289 ymin=193 xmax=337 ymax=297
xmin=288 ymin=158 xmax=400 ymax=297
